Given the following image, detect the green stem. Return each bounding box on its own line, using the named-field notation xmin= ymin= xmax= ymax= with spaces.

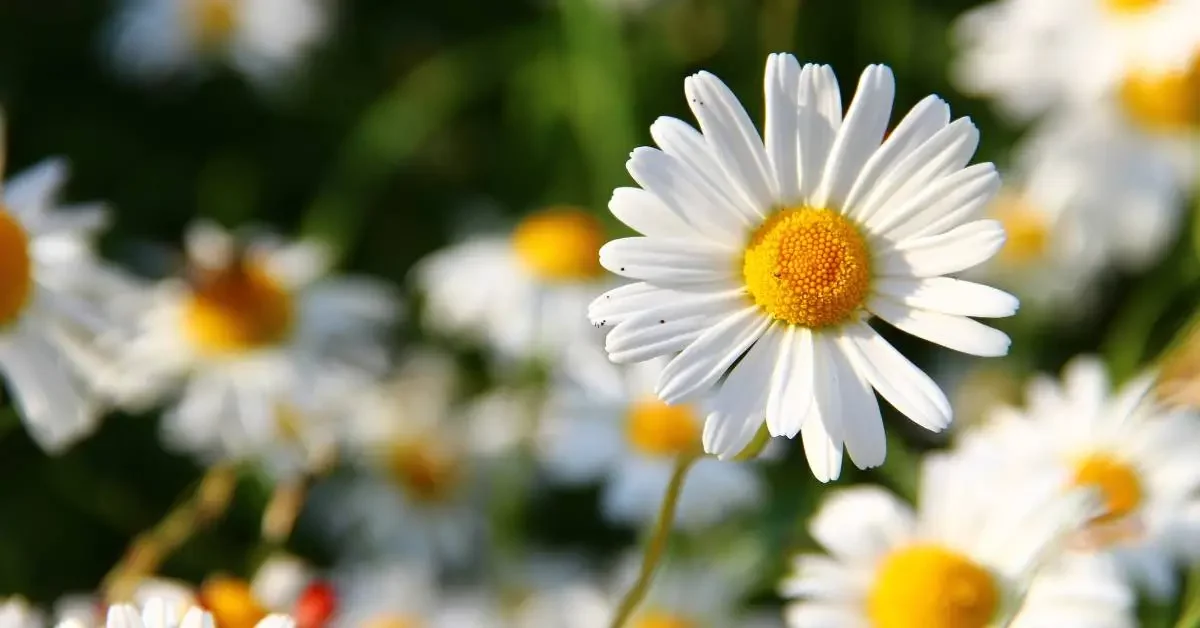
xmin=608 ymin=453 xmax=699 ymax=628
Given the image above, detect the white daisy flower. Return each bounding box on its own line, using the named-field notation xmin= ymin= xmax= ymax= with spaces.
xmin=325 ymin=562 xmax=506 ymax=628
xmin=415 ymin=206 xmax=612 ymax=374
xmin=1008 ymin=554 xmax=1135 ymax=628
xmin=105 ymin=0 xmax=329 ymax=88
xmin=589 ymin=54 xmax=1015 ymax=480
xmin=779 ymin=453 xmax=1098 ymax=628
xmin=94 ymin=221 xmax=397 ymax=477
xmin=537 ymin=358 xmax=764 ymax=529
xmin=951 ymin=0 xmax=1200 ymax=121
xmin=0 ymin=138 xmax=125 ymax=452
xmin=960 ymin=356 xmax=1200 ymax=599
xmin=0 ymin=597 xmax=46 ymax=628
xmin=63 ymin=598 xmax=295 ymax=628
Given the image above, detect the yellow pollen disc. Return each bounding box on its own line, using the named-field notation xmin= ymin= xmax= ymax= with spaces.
xmin=742 ymin=206 xmax=871 ymax=328
xmin=362 ymin=615 xmax=423 ymax=628
xmin=189 ymin=0 xmax=239 ymax=48
xmin=625 ymin=398 xmax=701 ymax=457
xmin=1119 ymin=53 xmax=1200 ymax=133
xmin=867 ymin=544 xmax=999 ymax=628
xmin=511 ymin=207 xmax=606 ymax=281
xmin=1071 ymin=453 xmax=1143 ymax=524
xmin=387 ymin=441 xmax=462 ymax=503
xmin=632 ymin=612 xmax=698 ymax=628
xmin=989 ymin=195 xmax=1050 ymax=266
xmin=199 ymin=577 xmax=267 ymax=628
xmin=0 ymin=208 xmax=33 ymax=328
xmin=1105 ymin=0 xmax=1165 ymax=13
xmin=182 ymin=261 xmax=295 ymax=356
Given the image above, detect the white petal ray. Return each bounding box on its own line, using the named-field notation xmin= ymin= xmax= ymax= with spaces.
xmin=797 ymin=65 xmax=841 ymax=201
xmin=838 ymin=320 xmax=951 ymax=431
xmin=684 ymin=71 xmax=776 ymax=213
xmin=864 ymin=162 xmax=999 ymax=240
xmin=874 ymin=277 xmax=1019 ymax=318
xmin=830 ymin=341 xmax=886 ymax=469
xmin=609 ymin=186 xmax=699 ymax=239
xmin=869 ymin=296 xmax=1012 ymax=357
xmin=764 ymin=53 xmax=803 ymax=204
xmin=607 ymin=314 xmax=712 ymax=364
xmin=844 ymin=95 xmax=951 ymax=219
xmin=599 ymin=237 xmax=738 ymax=287
xmin=657 ymin=306 xmax=771 ymax=404
xmin=766 ymin=325 xmax=816 ymax=438
xmin=179 ymin=608 xmax=214 ymax=628
xmin=106 ymin=605 xmax=143 ymax=628
xmin=812 ymin=65 xmax=895 ymax=211
xmin=898 ymin=164 xmax=1001 ymax=240
xmin=876 ymin=219 xmax=1006 ymax=278
xmin=649 ymin=117 xmax=763 ymax=226
xmin=4 ymin=158 xmax=68 ymax=217
xmin=627 ymin=147 xmax=748 ymax=245
xmin=589 ymin=282 xmax=742 ymax=327
xmin=703 ymin=410 xmax=764 ymax=460
xmin=712 ymin=322 xmax=782 ymax=420
xmin=800 ymin=334 xmax=844 ymax=482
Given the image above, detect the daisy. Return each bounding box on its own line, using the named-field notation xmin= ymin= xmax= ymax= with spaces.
xmin=779 ymin=452 xmax=1099 ymax=628
xmin=104 ymin=0 xmax=329 ymax=88
xmin=589 ymin=54 xmax=1015 ymax=481
xmin=323 ymin=562 xmax=506 ymax=628
xmin=959 ymin=356 xmax=1200 ymax=599
xmin=0 ymin=597 xmax=47 ymax=628
xmin=537 ymin=358 xmax=765 ymax=529
xmin=93 ymin=220 xmax=397 ymax=478
xmin=414 ymin=206 xmax=613 ymax=375
xmin=0 ymin=137 xmax=127 ymax=452
xmin=61 ymin=598 xmax=295 ymax=628
xmin=1008 ymin=554 xmax=1135 ymax=628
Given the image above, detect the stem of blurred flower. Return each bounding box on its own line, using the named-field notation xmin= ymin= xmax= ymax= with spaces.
xmin=608 ymin=452 xmax=699 ymax=628
xmin=101 ymin=463 xmax=239 ymax=603
xmin=260 ymin=477 xmax=309 ymax=547
xmin=1175 ymin=564 xmax=1200 ymax=628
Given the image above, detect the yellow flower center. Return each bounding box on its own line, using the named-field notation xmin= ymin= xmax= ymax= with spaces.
xmin=625 ymin=398 xmax=701 ymax=457
xmin=1119 ymin=53 xmax=1200 ymax=133
xmin=182 ymin=260 xmax=295 ymax=356
xmin=1071 ymin=453 xmax=1143 ymax=524
xmin=990 ymin=195 xmax=1049 ymax=266
xmin=511 ymin=207 xmax=606 ymax=281
xmin=199 ymin=577 xmax=267 ymax=628
xmin=189 ymin=0 xmax=239 ymax=48
xmin=387 ymin=441 xmax=462 ymax=503
xmin=362 ymin=616 xmax=423 ymax=628
xmin=632 ymin=612 xmax=698 ymax=628
xmin=1105 ymin=0 xmax=1164 ymax=14
xmin=742 ymin=206 xmax=871 ymax=329
xmin=867 ymin=544 xmax=999 ymax=628
xmin=0 ymin=208 xmax=34 ymax=328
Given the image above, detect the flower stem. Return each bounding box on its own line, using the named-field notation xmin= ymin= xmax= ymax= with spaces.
xmin=608 ymin=453 xmax=699 ymax=628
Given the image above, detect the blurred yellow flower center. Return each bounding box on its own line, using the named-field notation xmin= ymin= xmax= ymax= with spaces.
xmin=512 ymin=207 xmax=606 ymax=281
xmin=183 ymin=261 xmax=295 ymax=356
xmin=387 ymin=441 xmax=462 ymax=503
xmin=1119 ymin=53 xmax=1200 ymax=133
xmin=626 ymin=398 xmax=701 ymax=457
xmin=867 ymin=544 xmax=999 ymax=628
xmin=632 ymin=612 xmax=698 ymax=628
xmin=362 ymin=616 xmax=423 ymax=628
xmin=199 ymin=577 xmax=267 ymax=628
xmin=1105 ymin=0 xmax=1164 ymax=13
xmin=742 ymin=207 xmax=871 ymax=329
xmin=189 ymin=0 xmax=239 ymax=47
xmin=1071 ymin=453 xmax=1143 ymax=523
xmin=990 ymin=196 xmax=1049 ymax=266
xmin=0 ymin=208 xmax=33 ymax=328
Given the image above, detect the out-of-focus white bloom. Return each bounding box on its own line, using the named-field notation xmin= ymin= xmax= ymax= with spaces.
xmin=92 ymin=221 xmax=397 ymax=478
xmin=591 ymin=54 xmax=1015 ymax=481
xmin=309 ymin=352 xmax=487 ymax=567
xmin=537 ymin=358 xmax=764 ymax=530
xmin=414 ymin=206 xmax=612 ymax=375
xmin=60 ymin=598 xmax=295 ymax=628
xmin=1009 ymin=554 xmax=1136 ymax=628
xmin=0 ymin=597 xmax=46 ymax=628
xmin=325 ymin=562 xmax=506 ymax=628
xmin=780 ymin=453 xmax=1097 ymax=627
xmin=105 ymin=0 xmax=329 ymax=88
xmin=952 ymin=0 xmax=1200 ymax=121
xmin=960 ymin=356 xmax=1200 ymax=599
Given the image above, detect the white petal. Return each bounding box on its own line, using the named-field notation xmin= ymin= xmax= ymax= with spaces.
xmin=797 ymin=64 xmax=841 ymax=200
xmin=876 ymin=219 xmax=1006 ymax=278
xmin=800 ymin=335 xmax=844 ymax=482
xmin=764 ymin=53 xmax=803 ymax=204
xmin=140 ymin=599 xmax=171 ymax=628
xmin=4 ymin=158 xmax=68 ymax=216
xmin=869 ymin=296 xmax=1012 ymax=357
xmin=684 ymin=72 xmax=776 ymax=212
xmin=864 ymin=162 xmax=999 ymax=240
xmin=874 ymin=277 xmax=1019 ymax=318
xmin=649 ymin=117 xmax=763 ymax=226
xmin=599 ymin=237 xmax=737 ymax=287
xmin=702 ymin=409 xmax=763 ymax=460
xmin=179 ymin=608 xmax=213 ymax=628
xmin=657 ymin=306 xmax=771 ymax=403
xmin=808 ymin=485 xmax=915 ymax=560
xmin=831 ymin=342 xmax=886 ymax=469
xmin=607 ymin=313 xmax=720 ymax=364
xmin=627 ymin=147 xmax=748 ymax=245
xmin=0 ymin=329 xmax=97 ymax=453
xmin=254 ymin=616 xmax=296 ymax=628
xmin=184 ymin=219 xmax=235 ymax=269
xmin=765 ymin=325 xmax=815 ymax=438
xmin=588 ymin=282 xmax=662 ymax=326
xmin=783 ymin=603 xmax=869 ymax=627
xmin=712 ymin=322 xmax=782 ymax=421
xmin=844 ymin=95 xmax=951 ymax=220
xmin=106 ymin=605 xmax=144 ymax=628
xmin=837 ymin=320 xmax=951 ymax=431
xmin=812 ymin=65 xmax=895 ymax=210
xmin=600 ymin=286 xmax=745 ymax=333
xmin=609 ymin=186 xmax=697 ymax=239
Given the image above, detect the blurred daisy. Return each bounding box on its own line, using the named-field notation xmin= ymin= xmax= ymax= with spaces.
xmin=309 ymin=353 xmax=486 ymax=567
xmin=537 ymin=358 xmax=764 ymax=530
xmin=590 ymin=55 xmax=1014 ymax=480
xmin=960 ymin=356 xmax=1200 ymax=599
xmin=73 ymin=598 xmax=295 ymax=628
xmin=94 ymin=221 xmax=397 ymax=477
xmin=415 ymin=206 xmax=611 ymax=373
xmin=0 ymin=137 xmax=125 ymax=452
xmin=324 ymin=562 xmax=505 ymax=628
xmin=0 ymin=597 xmax=46 ymax=628
xmin=780 ymin=453 xmax=1097 ymax=627
xmin=1008 ymin=554 xmax=1135 ymax=628
xmin=105 ymin=0 xmax=329 ymax=88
